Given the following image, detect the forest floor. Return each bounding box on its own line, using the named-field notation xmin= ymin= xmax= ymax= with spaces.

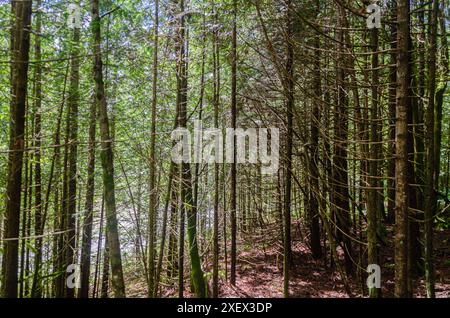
xmin=126 ymin=221 xmax=450 ymax=298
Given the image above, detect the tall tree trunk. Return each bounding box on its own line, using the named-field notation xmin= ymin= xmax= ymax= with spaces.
xmin=424 ymin=0 xmax=439 ymax=298
xmin=395 ymin=0 xmax=412 ymax=298
xmin=230 ymin=0 xmax=238 ymax=287
xmin=435 ymin=4 xmax=448 ymax=196
xmin=167 ymin=166 xmax=179 ymax=279
xmin=437 ymin=0 xmax=449 ymax=198
xmin=52 ymin=63 xmax=68 ymax=297
xmin=367 ymin=26 xmax=380 ymax=298
xmin=79 ymin=95 xmax=97 ymax=298
xmin=19 ymin=126 xmax=29 ymax=298
xmin=91 ymin=0 xmax=126 ymax=298
xmin=155 ymin=163 xmax=174 ymax=296
xmin=25 ymin=173 xmax=33 ymax=297
xmin=56 ymin=89 xmax=72 ymax=297
xmin=31 ymin=0 xmax=43 ymax=297
xmin=192 ymin=15 xmax=206 ymax=260
xmin=283 ymin=0 xmax=294 ymax=298
xmin=65 ymin=22 xmax=81 ymax=300
xmin=333 ymin=2 xmax=353 ymax=276
xmin=147 ymin=0 xmax=159 ymax=298
xmin=212 ymin=6 xmax=220 ymax=297
xmin=175 ymin=0 xmax=206 ymax=298
xmin=2 ymin=0 xmax=32 ymax=298
xmin=407 ymin=5 xmax=424 ymax=279
xmin=309 ymin=0 xmax=323 ymax=260
xmin=176 ymin=8 xmax=186 ymax=298
xmin=43 ymin=63 xmax=68 ymax=298
xmin=222 ymin=149 xmax=228 ymax=282
xmin=387 ymin=1 xmax=397 ymax=224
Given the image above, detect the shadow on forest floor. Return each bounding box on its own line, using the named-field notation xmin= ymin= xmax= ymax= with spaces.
xmin=126 ymin=221 xmax=450 ymax=298
xmin=218 ymin=222 xmax=450 ymax=298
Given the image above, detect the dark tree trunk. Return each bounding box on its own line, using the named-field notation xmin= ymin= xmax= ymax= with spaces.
xmin=65 ymin=24 xmax=80 ymax=300
xmin=387 ymin=1 xmax=397 ymax=224
xmin=283 ymin=0 xmax=294 ymax=298
xmin=424 ymin=0 xmax=439 ymax=298
xmin=2 ymin=0 xmax=32 ymax=298
xmin=212 ymin=6 xmax=220 ymax=297
xmin=230 ymin=0 xmax=238 ymax=287
xmin=395 ymin=0 xmax=412 ymax=298
xmin=308 ymin=0 xmax=323 ymax=260
xmin=333 ymin=3 xmax=354 ymax=276
xmin=31 ymin=0 xmax=43 ymax=297
xmin=367 ymin=27 xmax=380 ymax=298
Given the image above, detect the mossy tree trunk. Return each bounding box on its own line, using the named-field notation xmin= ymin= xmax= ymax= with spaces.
xmin=91 ymin=0 xmax=126 ymax=298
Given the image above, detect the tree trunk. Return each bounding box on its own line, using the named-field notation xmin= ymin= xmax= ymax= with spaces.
xmin=31 ymin=0 xmax=43 ymax=297
xmin=230 ymin=0 xmax=238 ymax=287
xmin=79 ymin=93 xmax=97 ymax=298
xmin=424 ymin=0 xmax=439 ymax=298
xmin=101 ymin=233 xmax=110 ymax=298
xmin=387 ymin=1 xmax=397 ymax=224
xmin=65 ymin=23 xmax=80 ymax=300
xmin=333 ymin=2 xmax=353 ymax=276
xmin=147 ymin=0 xmax=159 ymax=298
xmin=308 ymin=0 xmax=323 ymax=260
xmin=155 ymin=163 xmax=174 ymax=296
xmin=367 ymin=27 xmax=380 ymax=298
xmin=395 ymin=0 xmax=412 ymax=298
xmin=283 ymin=0 xmax=294 ymax=298
xmin=212 ymin=6 xmax=220 ymax=297
xmin=175 ymin=0 xmax=206 ymax=298
xmin=92 ymin=194 xmax=105 ymax=298
xmin=91 ymin=0 xmax=126 ymax=298
xmin=2 ymin=0 xmax=32 ymax=298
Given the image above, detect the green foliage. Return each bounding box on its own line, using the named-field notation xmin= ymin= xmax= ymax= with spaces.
xmin=436 ymin=214 xmax=450 ymax=230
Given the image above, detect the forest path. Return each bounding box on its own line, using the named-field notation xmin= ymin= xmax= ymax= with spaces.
xmin=220 ymin=239 xmax=356 ymax=298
